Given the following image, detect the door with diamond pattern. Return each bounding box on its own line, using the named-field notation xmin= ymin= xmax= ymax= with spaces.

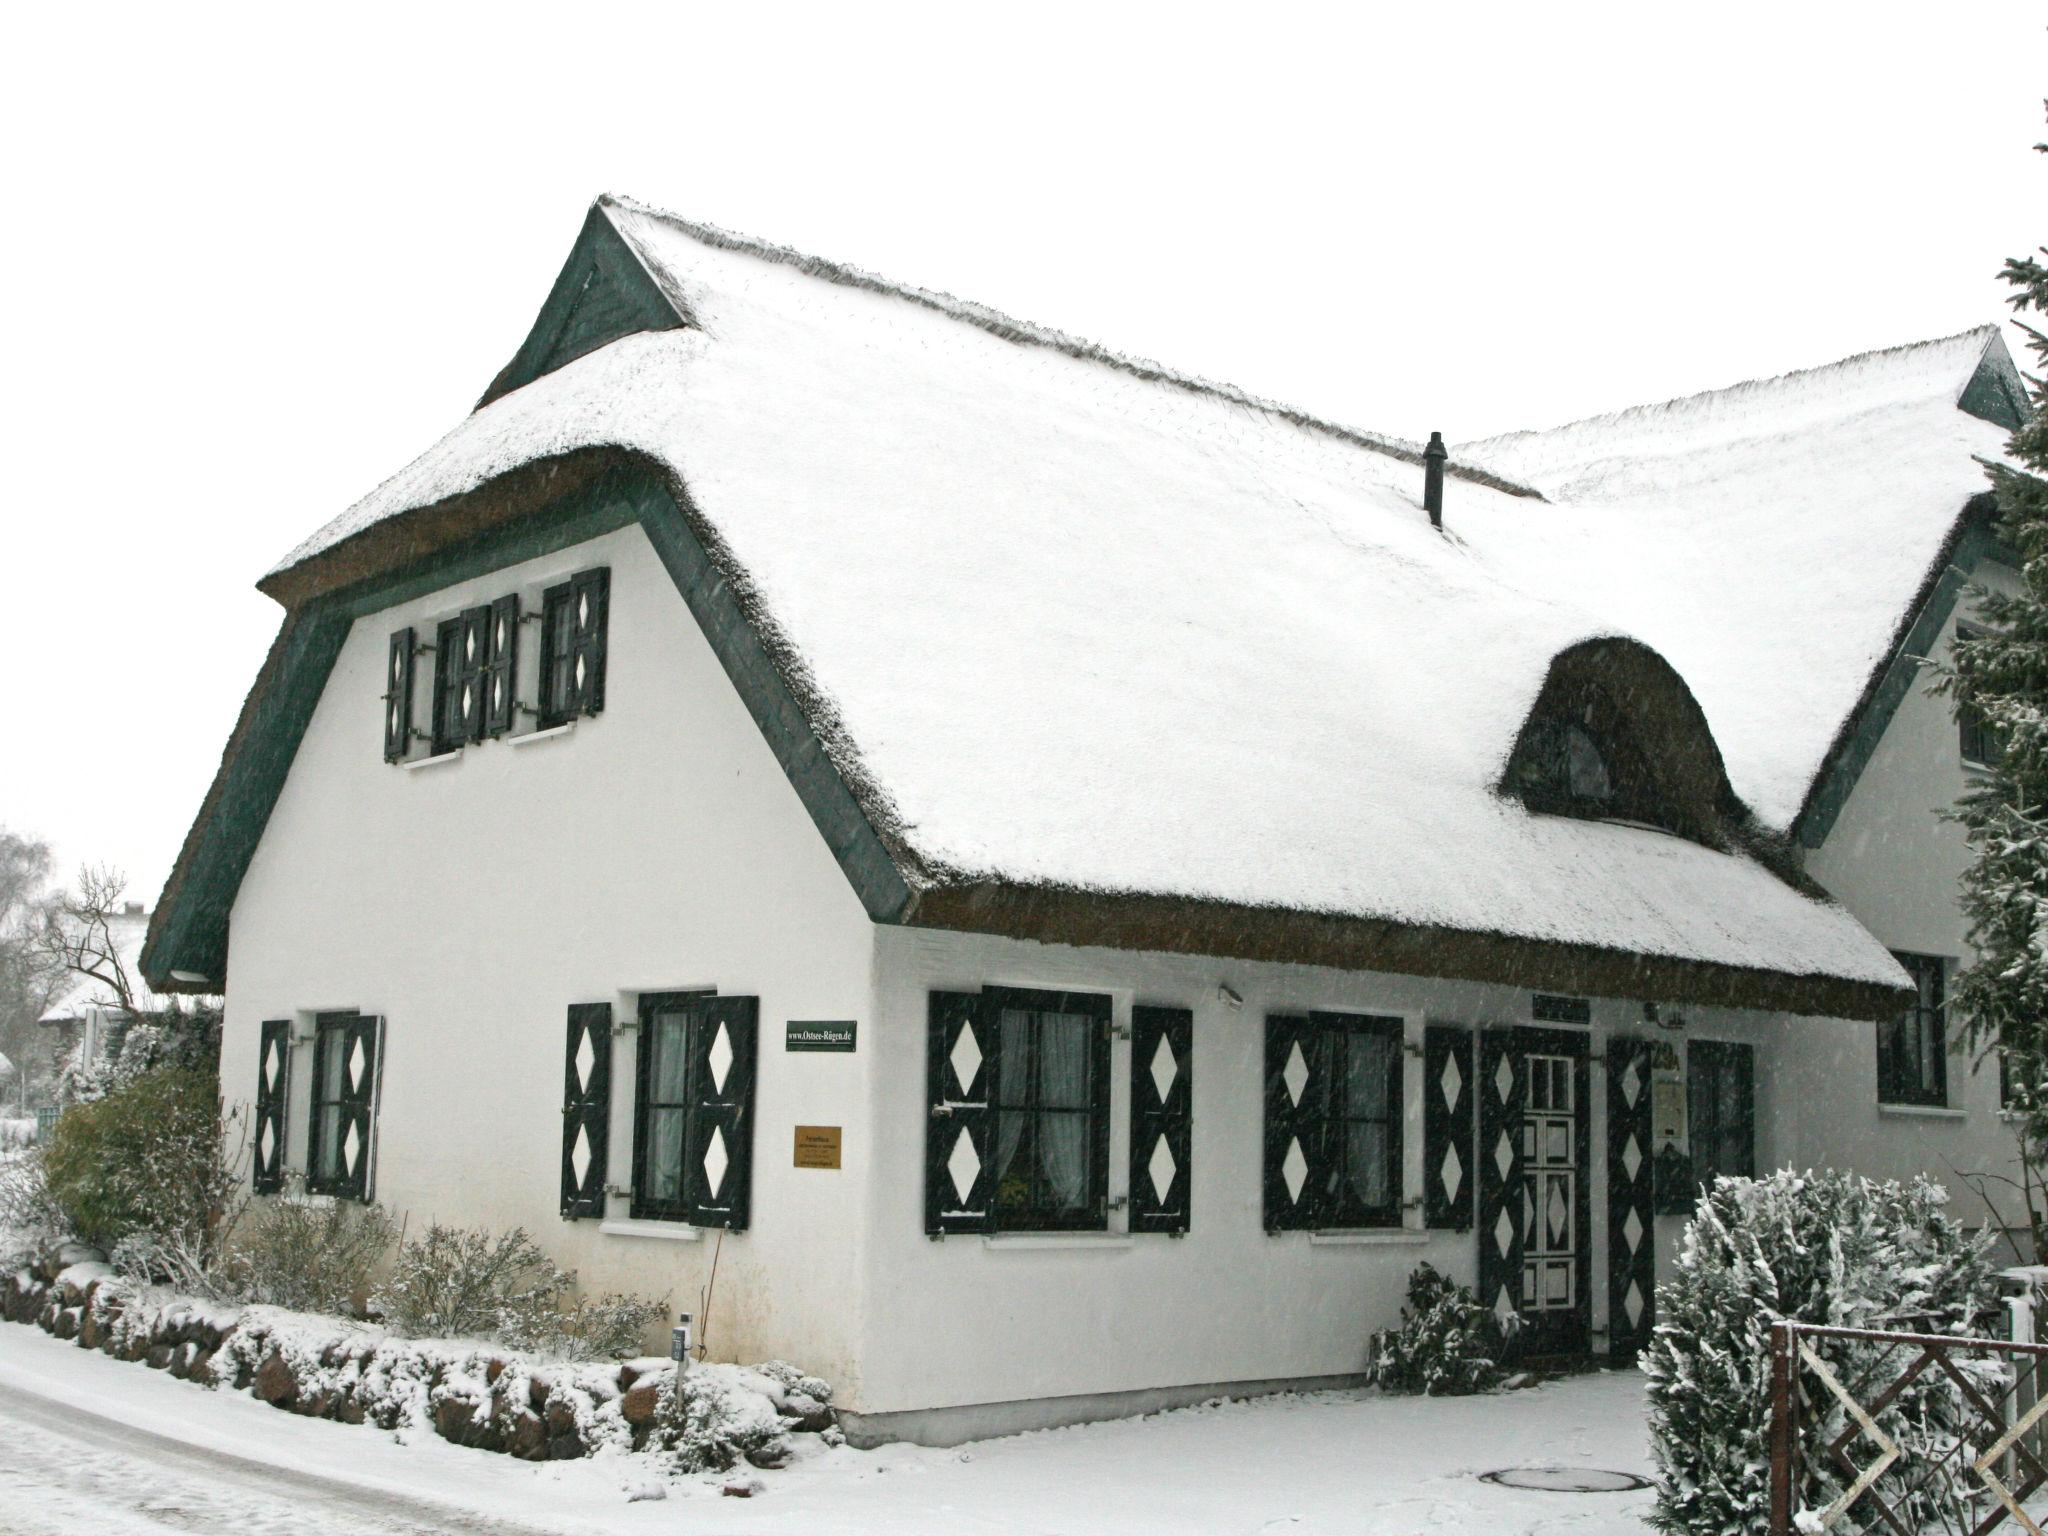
xmin=1516 ymin=1027 xmax=1591 ymax=1356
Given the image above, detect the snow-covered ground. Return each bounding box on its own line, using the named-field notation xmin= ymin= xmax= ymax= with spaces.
xmin=0 ymin=1323 xmax=1656 ymax=1535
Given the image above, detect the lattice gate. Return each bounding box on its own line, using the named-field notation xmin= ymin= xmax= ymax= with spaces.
xmin=1769 ymin=1320 xmax=2048 ymax=1535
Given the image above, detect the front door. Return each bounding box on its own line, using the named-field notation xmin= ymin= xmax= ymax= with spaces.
xmin=1518 ymin=1029 xmax=1590 ymax=1355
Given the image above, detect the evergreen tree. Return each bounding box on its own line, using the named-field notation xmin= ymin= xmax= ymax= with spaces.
xmin=1943 ymin=107 xmax=2048 ymax=1259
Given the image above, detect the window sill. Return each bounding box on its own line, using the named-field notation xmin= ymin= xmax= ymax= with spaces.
xmin=1309 ymin=1228 xmax=1430 ymax=1246
xmin=511 ymin=721 xmax=576 ymax=748
xmin=982 ymin=1232 xmax=1132 ymax=1252
xmin=1878 ymin=1102 xmax=1967 ymax=1121
xmin=400 ymin=750 xmax=462 ymax=772
xmin=600 ymin=1218 xmax=703 ymax=1243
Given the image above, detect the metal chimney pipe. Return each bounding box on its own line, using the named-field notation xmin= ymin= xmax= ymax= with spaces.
xmin=1423 ymin=431 xmax=1447 ymax=529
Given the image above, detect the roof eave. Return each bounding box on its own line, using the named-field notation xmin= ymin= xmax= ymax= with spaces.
xmin=905 ymin=879 xmax=1910 ymax=1023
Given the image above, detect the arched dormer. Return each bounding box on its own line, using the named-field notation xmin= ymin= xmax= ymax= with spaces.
xmin=1500 ymin=638 xmax=1735 ymax=848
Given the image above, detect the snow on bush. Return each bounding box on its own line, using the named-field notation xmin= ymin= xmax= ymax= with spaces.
xmin=229 ymin=1198 xmax=397 ymax=1315
xmin=0 ymin=1149 xmax=66 ymax=1269
xmin=0 ymin=1118 xmax=34 ymax=1150
xmin=1368 ymin=1262 xmax=1518 ymax=1396
xmin=373 ymin=1220 xmax=665 ymax=1361
xmin=1644 ymin=1170 xmax=2000 ymax=1536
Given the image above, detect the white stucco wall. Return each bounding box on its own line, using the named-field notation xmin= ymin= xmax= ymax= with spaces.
xmin=1801 ymin=561 xmax=2024 ymax=1246
xmin=221 ymin=520 xmax=880 ymax=1393
xmin=854 ymin=925 xmax=1746 ymax=1421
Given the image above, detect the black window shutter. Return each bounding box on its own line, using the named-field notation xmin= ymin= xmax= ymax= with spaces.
xmin=1606 ymin=1034 xmax=1656 ymax=1360
xmin=1475 ymin=1026 xmax=1526 ymax=1333
xmin=685 ymin=996 xmax=757 ymax=1230
xmin=456 ymin=606 xmax=491 ymax=743
xmin=1422 ymin=1024 xmax=1474 ymax=1230
xmin=253 ymin=1020 xmax=290 ymax=1194
xmin=561 ymin=1003 xmax=611 ymax=1219
xmin=383 ymin=629 xmax=415 ymax=763
xmin=925 ymin=990 xmax=995 ymax=1235
xmin=336 ymin=1015 xmax=382 ymax=1202
xmin=484 ymin=594 xmax=520 ymax=738
xmin=1128 ymin=1005 xmax=1192 ymax=1234
xmin=570 ymin=567 xmax=610 ymax=716
xmin=1263 ymin=1014 xmax=1323 ymax=1232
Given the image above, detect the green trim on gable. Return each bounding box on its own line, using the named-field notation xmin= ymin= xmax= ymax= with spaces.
xmin=1958 ymin=341 xmax=2031 ymax=433
xmin=142 ymin=464 xmax=913 ymax=989
xmin=1795 ymin=518 xmax=2006 ymax=850
xmin=477 ymin=205 xmax=686 ymax=409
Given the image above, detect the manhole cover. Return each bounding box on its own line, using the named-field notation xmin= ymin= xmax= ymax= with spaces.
xmin=1480 ymin=1467 xmax=1651 ymax=1494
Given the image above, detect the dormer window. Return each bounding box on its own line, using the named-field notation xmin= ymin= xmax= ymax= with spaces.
xmin=1501 ymin=640 xmax=1732 ymax=847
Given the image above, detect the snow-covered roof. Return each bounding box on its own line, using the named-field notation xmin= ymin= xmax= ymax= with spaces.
xmin=258 ymin=197 xmax=1914 ymax=1000
xmin=1456 ymin=328 xmax=2018 ymax=831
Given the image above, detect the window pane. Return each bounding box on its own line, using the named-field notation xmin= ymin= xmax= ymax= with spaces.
xmin=317 ymin=1103 xmax=342 ymax=1178
xmin=989 ymin=998 xmax=1101 ymax=1225
xmin=647 ymin=1012 xmax=690 ymax=1103
xmin=648 ymin=1107 xmax=685 ymax=1201
xmin=320 ymin=1028 xmax=347 ymax=1100
xmin=1345 ymin=1033 xmax=1392 ymax=1121
xmin=1346 ymin=1123 xmax=1389 ymax=1210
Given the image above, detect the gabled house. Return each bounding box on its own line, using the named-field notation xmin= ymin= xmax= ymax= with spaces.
xmin=143 ymin=196 xmax=2027 ymax=1444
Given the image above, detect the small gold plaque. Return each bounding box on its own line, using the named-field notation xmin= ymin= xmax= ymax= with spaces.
xmin=793 ymin=1125 xmax=842 ymax=1170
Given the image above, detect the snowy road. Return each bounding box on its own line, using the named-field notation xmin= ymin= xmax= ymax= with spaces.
xmin=0 ymin=1380 xmax=562 ymax=1536
xmin=0 ymin=1321 xmax=1657 ymax=1534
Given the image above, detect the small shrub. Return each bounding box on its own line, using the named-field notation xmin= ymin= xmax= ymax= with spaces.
xmin=661 ymin=1363 xmax=791 ymax=1471
xmin=1369 ymin=1263 xmax=1517 ymax=1395
xmin=0 ymin=1149 xmax=65 ymax=1267
xmin=374 ymin=1223 xmax=570 ymax=1340
xmin=42 ymin=1067 xmax=243 ymax=1266
xmin=499 ymin=1291 xmax=668 ymax=1363
xmin=1644 ymin=1170 xmax=1999 ymax=1536
xmin=229 ymin=1199 xmax=397 ymax=1315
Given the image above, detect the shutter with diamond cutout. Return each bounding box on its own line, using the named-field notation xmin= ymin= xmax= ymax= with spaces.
xmin=1606 ymin=1034 xmax=1655 ymax=1360
xmin=561 ymin=1003 xmax=611 ymax=1219
xmin=925 ymin=990 xmax=995 ymax=1235
xmin=1263 ymin=1014 xmax=1323 ymax=1232
xmin=1422 ymin=1024 xmax=1474 ymax=1230
xmin=1129 ymin=1005 xmax=1192 ymax=1234
xmin=1475 ymin=1027 xmax=1526 ymax=1338
xmin=335 ymin=1015 xmax=383 ymax=1202
xmin=685 ymin=996 xmax=756 ymax=1230
xmin=569 ymin=567 xmax=609 ymax=717
xmin=253 ymin=1020 xmax=290 ymax=1193
xmin=383 ymin=629 xmax=415 ymax=762
xmin=483 ymin=594 xmax=520 ymax=738
xmin=456 ymin=606 xmax=491 ymax=743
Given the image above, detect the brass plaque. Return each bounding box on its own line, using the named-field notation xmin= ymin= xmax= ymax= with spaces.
xmin=793 ymin=1125 xmax=842 ymax=1170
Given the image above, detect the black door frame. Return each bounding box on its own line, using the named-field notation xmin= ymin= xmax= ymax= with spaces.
xmin=1515 ymin=1024 xmax=1593 ymax=1357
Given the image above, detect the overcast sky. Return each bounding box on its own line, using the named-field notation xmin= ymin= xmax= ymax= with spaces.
xmin=2 ymin=3 xmax=2042 ymax=904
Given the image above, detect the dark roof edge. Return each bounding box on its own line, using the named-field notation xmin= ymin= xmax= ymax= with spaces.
xmin=903 ymin=881 xmax=1909 ymax=1023
xmin=1793 ymin=491 xmax=2006 ymax=848
xmin=599 ymin=194 xmax=1543 ymax=502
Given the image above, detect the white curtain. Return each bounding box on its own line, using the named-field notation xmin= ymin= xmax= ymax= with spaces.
xmin=649 ymin=1013 xmax=690 ymax=1201
xmin=1037 ymin=1013 xmax=1091 ymax=1211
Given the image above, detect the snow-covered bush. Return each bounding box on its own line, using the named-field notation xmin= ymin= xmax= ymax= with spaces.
xmin=1644 ymin=1170 xmax=2000 ymax=1536
xmin=42 ymin=1067 xmax=244 ymax=1273
xmin=374 ymin=1223 xmax=570 ymax=1341
xmin=0 ymin=1148 xmax=65 ymax=1267
xmin=660 ymin=1363 xmax=799 ymax=1471
xmin=497 ymin=1290 xmax=667 ymax=1363
xmin=0 ymin=1118 xmax=34 ymax=1150
xmin=229 ymin=1198 xmax=397 ymax=1315
xmin=1368 ymin=1262 xmax=1518 ymax=1395
xmin=374 ymin=1221 xmax=664 ymax=1360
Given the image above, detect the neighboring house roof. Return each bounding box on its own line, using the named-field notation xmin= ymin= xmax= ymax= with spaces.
xmin=1455 ymin=328 xmax=2022 ymax=834
xmin=40 ymin=908 xmax=175 ymax=1023
xmin=148 ymin=197 xmax=1960 ymax=1019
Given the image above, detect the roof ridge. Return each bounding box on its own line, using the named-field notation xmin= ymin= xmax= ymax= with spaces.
xmin=1465 ymin=325 xmax=2000 ymax=455
xmin=599 ymin=193 xmax=1543 ymax=500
